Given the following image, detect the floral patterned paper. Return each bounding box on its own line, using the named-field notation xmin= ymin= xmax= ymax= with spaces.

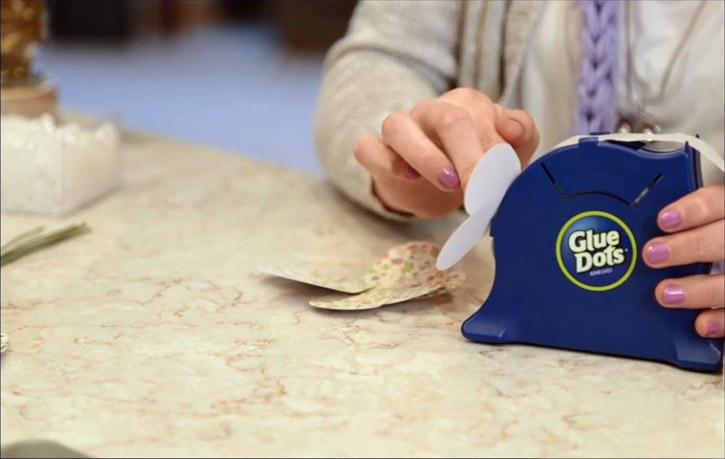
xmin=260 ymin=241 xmax=466 ymax=310
xmin=309 ymin=281 xmax=446 ymax=310
xmin=363 ymin=241 xmax=441 ymax=287
xmin=418 ymin=267 xmax=467 ymax=300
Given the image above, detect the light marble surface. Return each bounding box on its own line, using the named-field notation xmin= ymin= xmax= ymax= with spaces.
xmin=1 ymin=128 xmax=723 ymax=458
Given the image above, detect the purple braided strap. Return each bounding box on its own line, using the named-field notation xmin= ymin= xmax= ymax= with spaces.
xmin=573 ymin=0 xmax=621 ymax=135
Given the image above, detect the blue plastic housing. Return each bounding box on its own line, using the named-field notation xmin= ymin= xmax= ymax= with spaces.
xmin=462 ymin=136 xmax=723 ymax=372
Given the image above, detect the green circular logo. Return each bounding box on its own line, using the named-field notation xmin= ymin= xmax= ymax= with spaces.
xmin=555 ymin=211 xmax=637 ymax=291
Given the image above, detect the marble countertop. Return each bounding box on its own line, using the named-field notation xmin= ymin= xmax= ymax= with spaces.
xmin=1 ymin=128 xmax=723 ymax=458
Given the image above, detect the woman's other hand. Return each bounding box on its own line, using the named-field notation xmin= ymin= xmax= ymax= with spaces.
xmin=644 ymin=184 xmax=725 ymax=338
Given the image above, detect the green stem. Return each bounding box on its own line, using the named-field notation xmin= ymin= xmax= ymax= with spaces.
xmin=0 ymin=223 xmax=90 ymax=267
xmin=0 ymin=225 xmax=44 ymax=256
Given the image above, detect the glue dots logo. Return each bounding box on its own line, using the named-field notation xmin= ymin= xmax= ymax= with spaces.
xmin=556 ymin=211 xmax=637 ymax=291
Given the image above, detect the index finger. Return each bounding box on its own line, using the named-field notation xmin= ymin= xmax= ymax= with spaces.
xmin=411 ymin=99 xmax=505 ymax=191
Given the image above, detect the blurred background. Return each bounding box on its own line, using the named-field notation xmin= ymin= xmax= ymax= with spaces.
xmin=38 ymin=0 xmax=359 ymax=174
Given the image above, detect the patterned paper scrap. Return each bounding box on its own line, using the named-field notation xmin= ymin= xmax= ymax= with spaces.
xmin=258 ymin=265 xmax=372 ymax=294
xmin=418 ymin=267 xmax=467 ymax=300
xmin=261 ymin=240 xmax=467 ymax=310
xmin=309 ymin=280 xmax=446 ymax=311
xmin=309 ymin=266 xmax=467 ymax=310
xmin=363 ymin=241 xmax=441 ymax=287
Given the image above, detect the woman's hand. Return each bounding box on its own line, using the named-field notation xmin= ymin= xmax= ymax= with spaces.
xmin=643 ymin=184 xmax=725 ymax=338
xmin=353 ymin=87 xmax=540 ymax=218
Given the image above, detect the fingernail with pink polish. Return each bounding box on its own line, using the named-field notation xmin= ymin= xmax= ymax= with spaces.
xmin=406 ymin=166 xmax=421 ymax=179
xmin=645 ymin=242 xmax=670 ymax=264
xmin=706 ymin=321 xmax=721 ymax=337
xmin=662 ymin=284 xmax=685 ymax=305
xmin=438 ymin=168 xmax=460 ymax=189
xmin=659 ymin=209 xmax=681 ymax=229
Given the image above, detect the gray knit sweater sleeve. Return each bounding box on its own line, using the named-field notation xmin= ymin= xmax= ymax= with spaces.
xmin=313 ymin=0 xmax=463 ymax=219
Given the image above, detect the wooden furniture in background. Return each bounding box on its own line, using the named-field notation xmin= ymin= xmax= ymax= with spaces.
xmin=44 ymin=0 xmax=357 ymax=52
xmin=1 ymin=0 xmax=57 ymax=118
xmin=265 ymin=0 xmax=357 ymax=51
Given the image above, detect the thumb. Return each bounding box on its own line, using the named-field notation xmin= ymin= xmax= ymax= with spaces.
xmin=494 ymin=107 xmax=540 ymax=167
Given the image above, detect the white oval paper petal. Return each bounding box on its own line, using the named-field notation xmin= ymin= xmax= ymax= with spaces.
xmin=438 ymin=143 xmax=521 ymax=270
xmin=464 ymin=143 xmax=521 ymax=215
xmin=436 ymin=200 xmax=495 ymax=270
